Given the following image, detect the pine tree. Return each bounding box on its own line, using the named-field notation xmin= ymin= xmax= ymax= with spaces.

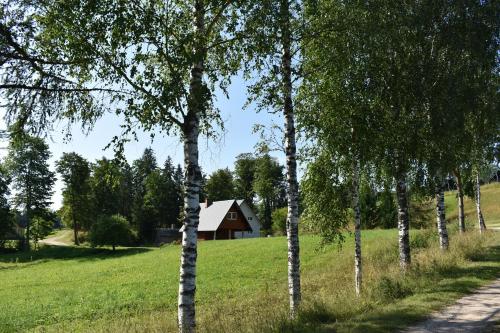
xmin=56 ymin=152 xmax=92 ymax=245
xmin=6 ymin=135 xmax=55 ymax=250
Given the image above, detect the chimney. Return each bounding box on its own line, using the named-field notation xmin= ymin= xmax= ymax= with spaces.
xmin=205 ymin=198 xmax=212 ymax=208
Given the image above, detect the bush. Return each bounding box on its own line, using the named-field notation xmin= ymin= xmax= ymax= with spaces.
xmin=271 ymin=207 xmax=288 ymax=235
xmin=377 ymin=189 xmax=397 ymax=228
xmin=31 ymin=217 xmax=53 ymax=250
xmin=89 ymin=215 xmax=135 ymax=251
xmin=0 ymin=211 xmax=13 ymax=249
xmin=373 ymin=276 xmax=413 ymax=302
xmin=410 ymin=229 xmax=437 ymax=250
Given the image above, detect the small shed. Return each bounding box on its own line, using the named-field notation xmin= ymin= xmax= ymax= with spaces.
xmin=154 ymin=227 xmax=181 ymax=246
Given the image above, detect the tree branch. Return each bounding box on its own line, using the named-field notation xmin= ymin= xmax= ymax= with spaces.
xmin=206 ymin=0 xmax=232 ymax=36
xmin=0 ymin=83 xmax=125 ymax=94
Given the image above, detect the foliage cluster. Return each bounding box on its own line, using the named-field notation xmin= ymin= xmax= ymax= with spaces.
xmin=89 ymin=215 xmax=136 ymax=251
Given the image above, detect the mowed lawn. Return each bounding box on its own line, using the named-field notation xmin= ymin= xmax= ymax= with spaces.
xmin=0 ymin=183 xmax=499 ymax=333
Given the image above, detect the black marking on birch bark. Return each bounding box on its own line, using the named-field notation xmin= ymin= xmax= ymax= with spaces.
xmin=396 ymin=168 xmax=411 ymax=269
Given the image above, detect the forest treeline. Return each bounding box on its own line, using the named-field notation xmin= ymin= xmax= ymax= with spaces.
xmin=2 ymin=134 xmax=496 ymax=250
xmin=1 ymin=141 xmax=313 ymax=247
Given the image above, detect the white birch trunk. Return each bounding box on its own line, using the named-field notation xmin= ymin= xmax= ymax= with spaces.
xmin=352 ymin=158 xmax=362 ymax=296
xmin=178 ymin=2 xmax=204 ymax=332
xmin=476 ymin=173 xmax=486 ymax=233
xmin=396 ymin=167 xmax=411 ymax=269
xmin=280 ymin=0 xmax=301 ymax=318
xmin=435 ymin=178 xmax=449 ymax=250
xmin=453 ymin=169 xmax=465 ymax=233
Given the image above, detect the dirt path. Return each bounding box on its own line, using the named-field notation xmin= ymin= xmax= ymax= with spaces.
xmin=404 ymin=279 xmax=500 ymax=333
xmin=39 ymin=230 xmax=72 ymax=246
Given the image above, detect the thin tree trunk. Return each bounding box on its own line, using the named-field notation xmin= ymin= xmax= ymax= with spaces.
xmin=435 ymin=178 xmax=449 ymax=250
xmin=73 ymin=221 xmax=78 ymax=246
xmin=453 ymin=169 xmax=465 ymax=233
xmin=72 ymin=192 xmax=79 ymax=246
xmin=178 ymin=2 xmax=204 ymax=332
xmin=396 ymin=166 xmax=411 ymax=269
xmin=25 ymin=210 xmax=30 ymax=251
xmin=476 ymin=173 xmax=486 ymax=233
xmin=352 ymin=158 xmax=362 ymax=296
xmin=25 ymin=193 xmax=31 ymax=251
xmin=280 ymin=0 xmax=301 ymax=317
xmin=25 ymin=180 xmax=32 ymax=251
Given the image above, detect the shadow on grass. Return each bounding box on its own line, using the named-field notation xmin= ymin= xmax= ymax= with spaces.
xmin=288 ymin=243 xmax=500 ymax=333
xmin=0 ymin=246 xmax=153 ymax=265
xmin=478 ymin=245 xmax=500 ymax=262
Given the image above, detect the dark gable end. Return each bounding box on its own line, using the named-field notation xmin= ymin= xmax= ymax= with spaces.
xmin=218 ymin=201 xmax=252 ymax=232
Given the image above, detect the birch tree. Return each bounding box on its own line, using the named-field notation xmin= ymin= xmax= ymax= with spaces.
xmin=299 ymin=0 xmax=390 ymax=294
xmin=242 ymin=0 xmax=303 ymax=316
xmin=433 ymin=174 xmax=449 ymax=250
xmin=299 ymin=0 xmax=420 ymax=276
xmin=421 ymin=0 xmax=499 ymax=237
xmin=2 ymin=1 xmax=254 ymax=331
xmin=352 ymin=157 xmax=362 ymax=295
xmin=280 ymin=1 xmax=301 ymax=313
xmin=453 ymin=169 xmax=466 ymax=233
xmin=475 ymin=172 xmax=487 ymax=233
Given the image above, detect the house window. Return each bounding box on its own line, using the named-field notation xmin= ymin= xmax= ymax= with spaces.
xmin=227 ymin=212 xmax=237 ymax=220
xmin=247 ymin=217 xmax=253 ymax=221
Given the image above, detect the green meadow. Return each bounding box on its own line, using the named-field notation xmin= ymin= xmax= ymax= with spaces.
xmin=1 ymin=183 xmax=499 ymax=333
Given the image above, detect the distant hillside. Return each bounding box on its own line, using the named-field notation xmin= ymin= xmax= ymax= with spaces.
xmin=445 ymin=182 xmax=500 ymax=229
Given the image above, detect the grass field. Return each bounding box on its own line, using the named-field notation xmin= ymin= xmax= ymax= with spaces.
xmin=445 ymin=182 xmax=500 ymax=229
xmin=0 ymin=183 xmax=499 ymax=333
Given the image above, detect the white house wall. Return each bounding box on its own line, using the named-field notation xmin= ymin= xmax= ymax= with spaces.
xmin=234 ymin=201 xmax=260 ymax=238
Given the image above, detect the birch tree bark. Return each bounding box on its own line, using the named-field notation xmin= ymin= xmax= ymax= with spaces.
xmin=352 ymin=158 xmax=362 ymax=296
xmin=280 ymin=0 xmax=301 ymax=317
xmin=178 ymin=2 xmax=205 ymax=332
xmin=396 ymin=167 xmax=411 ymax=269
xmin=476 ymin=173 xmax=487 ymax=234
xmin=453 ymin=169 xmax=465 ymax=233
xmin=435 ymin=178 xmax=449 ymax=250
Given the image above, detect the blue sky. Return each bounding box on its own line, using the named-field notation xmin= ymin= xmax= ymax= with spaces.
xmin=1 ymin=74 xmax=290 ymax=209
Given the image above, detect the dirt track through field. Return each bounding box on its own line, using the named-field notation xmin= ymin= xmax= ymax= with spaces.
xmin=39 ymin=231 xmax=71 ymax=246
xmin=404 ymin=278 xmax=500 ymax=333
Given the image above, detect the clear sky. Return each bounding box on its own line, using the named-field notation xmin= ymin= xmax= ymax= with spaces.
xmin=0 ymin=74 xmax=290 ymax=209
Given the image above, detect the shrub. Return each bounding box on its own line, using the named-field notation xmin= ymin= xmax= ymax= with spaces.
xmin=89 ymin=215 xmax=135 ymax=251
xmin=373 ymin=276 xmax=413 ymax=302
xmin=453 ymin=232 xmax=488 ymax=261
xmin=0 ymin=211 xmax=13 ymax=249
xmin=271 ymin=207 xmax=288 ymax=235
xmin=410 ymin=229 xmax=437 ymax=250
xmin=31 ymin=217 xmax=53 ymax=250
